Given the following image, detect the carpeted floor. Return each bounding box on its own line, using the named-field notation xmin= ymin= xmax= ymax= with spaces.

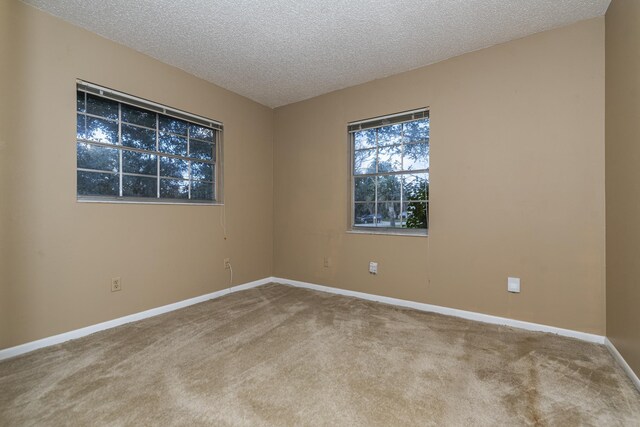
xmin=1 ymin=283 xmax=639 ymax=426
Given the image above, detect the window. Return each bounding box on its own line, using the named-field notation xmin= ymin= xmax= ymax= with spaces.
xmin=76 ymin=81 xmax=223 ymax=204
xmin=349 ymin=109 xmax=429 ymax=233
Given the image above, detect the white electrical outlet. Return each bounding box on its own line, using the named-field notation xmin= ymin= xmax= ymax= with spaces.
xmin=508 ymin=277 xmax=520 ymax=293
xmin=224 ymin=258 xmax=231 ymax=269
xmin=323 ymin=257 xmax=330 ymax=268
xmin=111 ymin=277 xmax=122 ymax=292
xmin=369 ymin=262 xmax=378 ymax=275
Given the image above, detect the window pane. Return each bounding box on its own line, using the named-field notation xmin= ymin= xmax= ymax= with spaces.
xmin=160 ymin=157 xmax=189 ymax=179
xmin=404 ymin=142 xmax=429 ymax=171
xmin=378 ymin=202 xmax=402 ymax=228
xmin=123 ymin=150 xmax=157 ymax=175
xmin=189 ymin=140 xmax=214 ymax=161
xmin=77 ymin=170 xmax=118 ymax=196
xmin=121 ymin=124 xmax=155 ymax=151
xmin=354 ymin=176 xmax=375 ymax=202
xmin=191 ymin=161 xmax=213 ymax=181
xmin=354 ymin=202 xmax=376 ymax=226
xmin=159 ymin=133 xmax=187 ymax=156
xmin=76 ymin=84 xmax=222 ymax=204
xmin=122 ymin=104 xmax=156 ymax=128
xmin=354 ymin=129 xmax=375 ymax=150
xmin=122 ymin=175 xmax=156 ymax=198
xmin=77 ymin=113 xmax=86 ymax=139
xmin=191 ymin=181 xmax=214 ymax=201
xmin=402 ymin=174 xmax=429 ymax=201
xmin=377 ymin=124 xmax=402 ymax=146
xmin=189 ymin=124 xmax=214 ymax=142
xmin=77 ymin=143 xmax=118 ymax=172
xmin=86 ymin=117 xmax=118 ymax=144
xmin=404 ymin=201 xmax=428 ymax=229
xmin=160 ymin=178 xmax=189 ymax=199
xmin=378 ymin=145 xmax=402 ymax=172
xmin=86 ymin=94 xmax=118 ymax=119
xmin=159 ymin=115 xmax=187 ymax=135
xmin=354 ymin=149 xmax=376 ymax=175
xmin=403 ymin=119 xmax=429 ymax=143
xmin=377 ymin=175 xmax=401 ymax=201
xmin=76 ymin=91 xmax=85 ymax=113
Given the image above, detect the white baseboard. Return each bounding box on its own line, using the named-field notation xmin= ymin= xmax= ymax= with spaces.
xmin=605 ymin=338 xmax=640 ymax=393
xmin=0 ymin=277 xmax=271 ymax=362
xmin=272 ymin=277 xmax=606 ymax=345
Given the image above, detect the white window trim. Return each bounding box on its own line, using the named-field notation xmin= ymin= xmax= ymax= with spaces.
xmin=76 ymin=80 xmax=224 ymax=205
xmin=348 ymin=108 xmax=430 ymax=236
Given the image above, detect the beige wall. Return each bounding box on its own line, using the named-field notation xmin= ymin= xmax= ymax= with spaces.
xmin=0 ymin=0 xmax=12 ymax=349
xmin=0 ymin=1 xmax=273 ymax=349
xmin=274 ymin=18 xmax=606 ymax=334
xmin=1 ymin=2 xmax=610 ymax=350
xmin=605 ymin=0 xmax=640 ymax=375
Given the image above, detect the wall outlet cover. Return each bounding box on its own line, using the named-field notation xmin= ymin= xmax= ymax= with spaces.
xmin=508 ymin=277 xmax=520 ymax=293
xmin=369 ymin=262 xmax=378 ymax=274
xmin=111 ymin=277 xmax=122 ymax=292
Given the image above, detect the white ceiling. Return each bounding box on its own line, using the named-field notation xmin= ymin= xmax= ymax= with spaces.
xmin=23 ymin=0 xmax=610 ymax=108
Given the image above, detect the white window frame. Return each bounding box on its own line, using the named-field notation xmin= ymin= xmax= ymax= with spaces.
xmin=76 ymin=80 xmax=224 ymax=205
xmin=349 ymin=108 xmax=429 ymax=235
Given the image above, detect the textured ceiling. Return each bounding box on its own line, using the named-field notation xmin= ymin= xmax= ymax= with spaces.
xmin=23 ymin=0 xmax=610 ymax=108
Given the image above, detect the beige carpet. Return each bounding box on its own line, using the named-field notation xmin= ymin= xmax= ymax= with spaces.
xmin=1 ymin=283 xmax=639 ymax=426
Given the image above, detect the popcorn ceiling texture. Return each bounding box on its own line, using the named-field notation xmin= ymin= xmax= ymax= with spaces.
xmin=22 ymin=0 xmax=610 ymax=107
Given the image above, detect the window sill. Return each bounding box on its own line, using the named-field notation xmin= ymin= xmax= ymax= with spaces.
xmin=77 ymin=197 xmax=222 ymax=206
xmin=347 ymin=229 xmax=428 ymax=237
